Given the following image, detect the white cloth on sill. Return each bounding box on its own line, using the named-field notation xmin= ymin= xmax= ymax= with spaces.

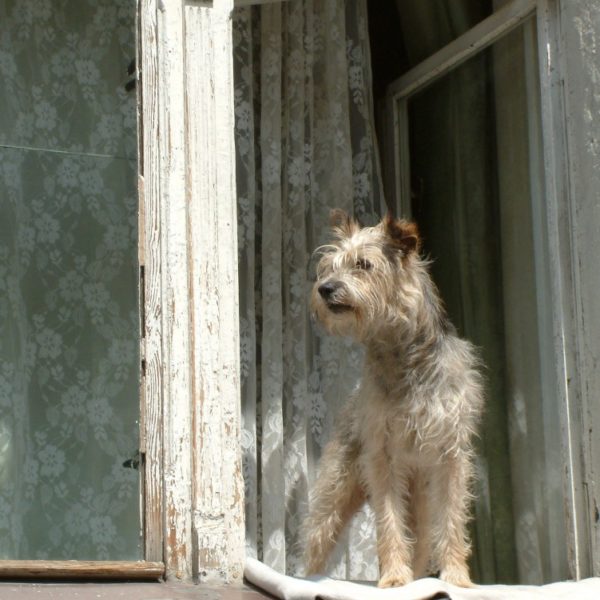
xmin=244 ymin=557 xmax=600 ymax=600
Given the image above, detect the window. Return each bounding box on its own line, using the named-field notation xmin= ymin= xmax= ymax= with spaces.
xmin=378 ymin=0 xmax=587 ymax=583
xmin=0 ymin=0 xmax=144 ymax=568
xmin=2 ymin=0 xmax=596 ymax=585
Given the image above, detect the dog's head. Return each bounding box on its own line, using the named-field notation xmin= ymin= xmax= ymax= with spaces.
xmin=311 ymin=210 xmax=422 ymax=340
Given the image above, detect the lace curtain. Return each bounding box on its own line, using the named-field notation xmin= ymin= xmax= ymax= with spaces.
xmin=234 ymin=0 xmax=385 ymax=578
xmin=0 ymin=0 xmax=140 ymax=559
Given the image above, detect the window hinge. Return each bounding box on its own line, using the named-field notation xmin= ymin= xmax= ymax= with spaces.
xmin=125 ymin=58 xmax=137 ymax=92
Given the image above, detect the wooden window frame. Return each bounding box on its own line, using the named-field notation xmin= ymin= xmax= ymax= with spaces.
xmin=381 ymin=0 xmax=593 ymax=580
xmin=137 ymin=0 xmax=245 ymax=583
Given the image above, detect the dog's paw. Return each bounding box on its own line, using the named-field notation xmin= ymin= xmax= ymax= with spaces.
xmin=439 ymin=567 xmax=474 ymax=588
xmin=377 ymin=569 xmax=413 ymax=588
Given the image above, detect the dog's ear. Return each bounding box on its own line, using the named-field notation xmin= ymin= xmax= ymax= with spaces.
xmin=383 ymin=212 xmax=420 ymax=256
xmin=330 ymin=209 xmax=359 ymax=237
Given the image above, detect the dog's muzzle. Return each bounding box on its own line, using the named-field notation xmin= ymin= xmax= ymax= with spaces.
xmin=318 ymin=281 xmax=341 ymax=299
xmin=318 ymin=281 xmax=351 ymax=313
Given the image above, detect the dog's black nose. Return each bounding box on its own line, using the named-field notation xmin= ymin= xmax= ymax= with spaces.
xmin=318 ymin=281 xmax=339 ymax=299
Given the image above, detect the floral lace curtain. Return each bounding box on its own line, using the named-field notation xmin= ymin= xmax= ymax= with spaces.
xmin=0 ymin=0 xmax=140 ymax=559
xmin=234 ymin=0 xmax=385 ymax=578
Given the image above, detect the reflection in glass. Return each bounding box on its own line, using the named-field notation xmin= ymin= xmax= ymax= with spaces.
xmin=0 ymin=0 xmax=141 ymax=560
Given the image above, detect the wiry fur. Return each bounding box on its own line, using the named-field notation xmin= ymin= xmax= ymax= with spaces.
xmin=304 ymin=210 xmax=484 ymax=588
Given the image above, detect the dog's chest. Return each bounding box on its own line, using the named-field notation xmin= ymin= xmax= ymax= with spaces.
xmin=354 ymin=376 xmax=450 ymax=465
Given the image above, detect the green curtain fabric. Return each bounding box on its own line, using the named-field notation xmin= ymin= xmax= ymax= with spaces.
xmin=407 ymin=58 xmax=517 ymax=584
xmin=0 ymin=0 xmax=140 ymax=559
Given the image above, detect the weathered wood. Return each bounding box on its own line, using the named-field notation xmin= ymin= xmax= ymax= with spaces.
xmin=533 ymin=0 xmax=591 ymax=580
xmin=139 ymin=0 xmax=165 ymax=566
xmin=138 ymin=0 xmax=245 ymax=583
xmin=387 ymin=0 xmax=536 ymax=100
xmin=156 ymin=0 xmax=194 ymax=581
xmin=185 ymin=0 xmax=245 ymax=583
xmin=0 ymin=561 xmax=164 ymax=580
xmin=546 ymin=0 xmax=600 ymax=578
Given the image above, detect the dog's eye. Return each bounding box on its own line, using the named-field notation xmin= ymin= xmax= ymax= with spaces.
xmin=355 ymin=258 xmax=372 ymax=271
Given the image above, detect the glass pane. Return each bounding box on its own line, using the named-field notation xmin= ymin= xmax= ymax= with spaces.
xmin=0 ymin=1 xmax=141 ymax=560
xmin=406 ymin=21 xmax=566 ymax=584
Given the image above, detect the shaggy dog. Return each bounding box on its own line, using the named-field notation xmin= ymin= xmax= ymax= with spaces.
xmin=304 ymin=210 xmax=483 ymax=588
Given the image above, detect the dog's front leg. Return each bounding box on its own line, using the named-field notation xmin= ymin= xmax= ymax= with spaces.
xmin=431 ymin=454 xmax=474 ymax=587
xmin=363 ymin=450 xmax=414 ymax=588
xmin=303 ymin=434 xmax=365 ymax=575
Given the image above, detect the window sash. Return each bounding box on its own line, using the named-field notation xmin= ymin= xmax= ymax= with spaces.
xmin=382 ymin=0 xmax=590 ymax=580
xmin=387 ymin=0 xmax=536 ymax=101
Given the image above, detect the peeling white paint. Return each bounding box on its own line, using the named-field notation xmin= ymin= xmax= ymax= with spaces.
xmin=139 ymin=0 xmax=244 ymax=583
xmin=186 ymin=0 xmax=245 ymax=584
